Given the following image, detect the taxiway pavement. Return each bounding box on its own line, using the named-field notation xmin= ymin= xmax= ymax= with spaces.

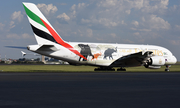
xmin=0 ymin=72 xmax=180 ymax=108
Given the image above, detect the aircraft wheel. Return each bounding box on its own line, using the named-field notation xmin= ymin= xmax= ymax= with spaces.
xmin=94 ymin=67 xmax=115 ymax=71
xmin=117 ymin=67 xmax=126 ymax=71
xmin=109 ymin=68 xmax=115 ymax=71
xmin=94 ymin=68 xmax=100 ymax=71
xmin=165 ymin=65 xmax=170 ymax=72
xmin=165 ymin=69 xmax=169 ymax=71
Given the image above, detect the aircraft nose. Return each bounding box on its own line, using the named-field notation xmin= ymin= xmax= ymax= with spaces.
xmin=172 ymin=56 xmax=177 ymax=64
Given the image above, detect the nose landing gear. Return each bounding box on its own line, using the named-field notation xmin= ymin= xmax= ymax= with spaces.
xmin=165 ymin=65 xmax=171 ymax=71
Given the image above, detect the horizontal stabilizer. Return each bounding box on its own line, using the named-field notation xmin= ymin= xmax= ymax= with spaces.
xmin=27 ymin=44 xmax=58 ymax=52
xmin=37 ymin=44 xmax=58 ymax=51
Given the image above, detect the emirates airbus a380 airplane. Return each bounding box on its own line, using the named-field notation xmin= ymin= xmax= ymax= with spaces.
xmin=23 ymin=2 xmax=177 ymax=71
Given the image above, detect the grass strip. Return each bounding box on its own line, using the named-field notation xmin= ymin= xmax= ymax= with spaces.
xmin=0 ymin=64 xmax=180 ymax=72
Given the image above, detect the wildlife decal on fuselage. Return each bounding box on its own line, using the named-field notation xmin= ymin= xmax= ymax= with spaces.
xmin=78 ymin=44 xmax=94 ymax=61
xmin=103 ymin=47 xmax=117 ymax=60
xmin=75 ymin=44 xmax=118 ymax=62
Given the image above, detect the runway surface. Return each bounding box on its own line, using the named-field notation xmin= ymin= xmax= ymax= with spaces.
xmin=0 ymin=72 xmax=180 ymax=108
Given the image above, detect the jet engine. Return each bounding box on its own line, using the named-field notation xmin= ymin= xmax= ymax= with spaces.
xmin=144 ymin=56 xmax=165 ymax=69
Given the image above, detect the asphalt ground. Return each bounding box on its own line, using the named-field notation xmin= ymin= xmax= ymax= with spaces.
xmin=0 ymin=72 xmax=180 ymax=108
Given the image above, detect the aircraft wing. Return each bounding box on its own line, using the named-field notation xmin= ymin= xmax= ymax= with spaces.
xmin=5 ymin=46 xmax=27 ymax=49
xmin=110 ymin=51 xmax=153 ymax=67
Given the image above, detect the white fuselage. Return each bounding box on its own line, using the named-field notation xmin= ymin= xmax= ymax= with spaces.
xmin=28 ymin=42 xmax=177 ymax=67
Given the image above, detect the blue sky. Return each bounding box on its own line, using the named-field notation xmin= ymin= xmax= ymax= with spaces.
xmin=0 ymin=0 xmax=180 ymax=61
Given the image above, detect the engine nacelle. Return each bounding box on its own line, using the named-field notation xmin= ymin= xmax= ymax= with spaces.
xmin=149 ymin=56 xmax=165 ymax=66
xmin=144 ymin=56 xmax=165 ymax=69
xmin=147 ymin=65 xmax=161 ymax=69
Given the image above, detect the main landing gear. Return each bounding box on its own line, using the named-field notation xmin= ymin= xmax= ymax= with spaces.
xmin=94 ymin=67 xmax=126 ymax=71
xmin=165 ymin=65 xmax=171 ymax=71
xmin=117 ymin=67 xmax=126 ymax=71
xmin=94 ymin=67 xmax=115 ymax=71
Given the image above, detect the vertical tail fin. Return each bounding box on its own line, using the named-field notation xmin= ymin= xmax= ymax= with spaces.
xmin=23 ymin=2 xmax=87 ymax=60
xmin=23 ymin=2 xmax=64 ymax=45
